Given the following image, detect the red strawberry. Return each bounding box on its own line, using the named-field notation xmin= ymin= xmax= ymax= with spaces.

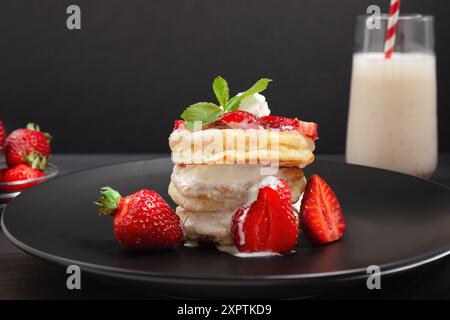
xmin=0 ymin=167 xmax=8 ymax=181
xmin=173 ymin=120 xmax=185 ymax=131
xmin=298 ymin=120 xmax=319 ymax=140
xmin=219 ymin=110 xmax=261 ymax=129
xmin=4 ymin=123 xmax=51 ymax=169
xmin=231 ymin=177 xmax=298 ymax=254
xmin=259 ymin=115 xmax=300 ymax=130
xmin=1 ymin=164 xmax=44 ymax=193
xmin=95 ymin=187 xmax=183 ymax=251
xmin=0 ymin=120 xmax=5 ymax=153
xmin=299 ymin=175 xmax=346 ymax=246
xmin=259 ymin=116 xmax=319 ymax=140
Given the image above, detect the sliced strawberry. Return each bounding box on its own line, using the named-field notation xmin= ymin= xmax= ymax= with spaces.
xmin=173 ymin=120 xmax=185 ymax=131
xmin=259 ymin=116 xmax=319 ymax=140
xmin=259 ymin=176 xmax=291 ymax=205
xmin=298 ymin=120 xmax=319 ymax=140
xmin=231 ymin=177 xmax=298 ymax=254
xmin=299 ymin=174 xmax=346 ymax=246
xmin=259 ymin=115 xmax=300 ymax=131
xmin=219 ymin=110 xmax=261 ymax=129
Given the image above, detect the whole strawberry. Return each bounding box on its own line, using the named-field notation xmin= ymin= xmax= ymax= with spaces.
xmin=0 ymin=120 xmax=5 ymax=153
xmin=4 ymin=123 xmax=51 ymax=169
xmin=1 ymin=164 xmax=44 ymax=193
xmin=95 ymin=187 xmax=183 ymax=251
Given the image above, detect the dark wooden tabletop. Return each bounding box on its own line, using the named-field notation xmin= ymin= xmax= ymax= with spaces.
xmin=1 ymin=154 xmax=449 ymax=300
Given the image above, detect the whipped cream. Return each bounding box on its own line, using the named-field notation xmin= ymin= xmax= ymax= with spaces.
xmin=259 ymin=176 xmax=283 ymax=190
xmin=171 ymin=164 xmax=264 ymax=204
xmin=217 ymin=245 xmax=284 ymax=258
xmin=238 ymin=93 xmax=270 ymax=117
xmin=237 ymin=206 xmax=250 ymax=246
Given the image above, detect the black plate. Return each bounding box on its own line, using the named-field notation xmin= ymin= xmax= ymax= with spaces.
xmin=3 ymin=158 xmax=450 ymax=298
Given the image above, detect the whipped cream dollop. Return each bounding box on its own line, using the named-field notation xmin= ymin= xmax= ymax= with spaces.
xmin=217 ymin=245 xmax=282 ymax=258
xmin=237 ymin=93 xmax=270 ymax=117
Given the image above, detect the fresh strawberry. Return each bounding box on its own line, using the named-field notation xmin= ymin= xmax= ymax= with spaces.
xmin=4 ymin=123 xmax=51 ymax=168
xmin=95 ymin=187 xmax=183 ymax=251
xmin=299 ymin=174 xmax=346 ymax=246
xmin=0 ymin=167 xmax=8 ymax=181
xmin=231 ymin=177 xmax=298 ymax=254
xmin=298 ymin=120 xmax=319 ymax=140
xmin=259 ymin=115 xmax=300 ymax=130
xmin=173 ymin=120 xmax=185 ymax=131
xmin=259 ymin=116 xmax=319 ymax=140
xmin=0 ymin=120 xmax=5 ymax=153
xmin=219 ymin=110 xmax=261 ymax=129
xmin=1 ymin=164 xmax=44 ymax=193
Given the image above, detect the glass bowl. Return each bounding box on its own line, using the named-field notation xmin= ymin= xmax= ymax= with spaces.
xmin=0 ymin=160 xmax=59 ymax=203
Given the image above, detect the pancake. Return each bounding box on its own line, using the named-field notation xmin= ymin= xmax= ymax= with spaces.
xmin=169 ymin=128 xmax=315 ymax=167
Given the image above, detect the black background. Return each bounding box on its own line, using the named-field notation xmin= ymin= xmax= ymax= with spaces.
xmin=1 ymin=0 xmax=449 ymax=153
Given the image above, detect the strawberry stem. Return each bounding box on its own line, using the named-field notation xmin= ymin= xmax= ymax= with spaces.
xmin=94 ymin=187 xmax=122 ymax=216
xmin=26 ymin=123 xmax=40 ymax=131
xmin=26 ymin=123 xmax=52 ymax=143
xmin=22 ymin=150 xmax=48 ymax=170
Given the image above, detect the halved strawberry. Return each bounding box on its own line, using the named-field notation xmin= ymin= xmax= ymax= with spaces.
xmin=298 ymin=120 xmax=319 ymax=140
xmin=231 ymin=177 xmax=298 ymax=254
xmin=219 ymin=110 xmax=261 ymax=129
xmin=259 ymin=115 xmax=299 ymax=130
xmin=299 ymin=174 xmax=345 ymax=246
xmin=259 ymin=116 xmax=318 ymax=140
xmin=173 ymin=120 xmax=185 ymax=131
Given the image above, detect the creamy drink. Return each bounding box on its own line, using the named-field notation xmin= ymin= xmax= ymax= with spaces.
xmin=346 ymin=52 xmax=437 ymax=177
xmin=346 ymin=14 xmax=437 ymax=178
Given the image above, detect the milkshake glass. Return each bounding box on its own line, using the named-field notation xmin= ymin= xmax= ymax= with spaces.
xmin=346 ymin=15 xmax=437 ymax=178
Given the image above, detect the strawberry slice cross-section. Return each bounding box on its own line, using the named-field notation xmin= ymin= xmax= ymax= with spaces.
xmin=299 ymin=174 xmax=346 ymax=246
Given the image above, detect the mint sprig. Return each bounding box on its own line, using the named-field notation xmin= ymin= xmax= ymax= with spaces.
xmin=181 ymin=102 xmax=223 ymax=129
xmin=212 ymin=76 xmax=229 ymax=108
xmin=225 ymin=78 xmax=272 ymax=112
xmin=180 ymin=76 xmax=272 ymax=129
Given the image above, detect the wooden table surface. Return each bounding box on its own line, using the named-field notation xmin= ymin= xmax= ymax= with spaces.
xmin=1 ymin=154 xmax=450 ymax=300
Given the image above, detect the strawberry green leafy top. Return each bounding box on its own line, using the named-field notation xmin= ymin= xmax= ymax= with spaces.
xmin=180 ymin=76 xmax=272 ymax=129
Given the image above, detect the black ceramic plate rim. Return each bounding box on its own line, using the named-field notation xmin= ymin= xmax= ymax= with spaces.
xmin=2 ymin=158 xmax=450 ymax=285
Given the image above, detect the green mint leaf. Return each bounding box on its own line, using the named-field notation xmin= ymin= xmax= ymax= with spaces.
xmin=212 ymin=76 xmax=229 ymax=107
xmin=180 ymin=102 xmax=223 ymax=128
xmin=225 ymin=95 xmax=241 ymax=112
xmin=184 ymin=121 xmax=212 ymax=130
xmin=226 ymin=78 xmax=272 ymax=111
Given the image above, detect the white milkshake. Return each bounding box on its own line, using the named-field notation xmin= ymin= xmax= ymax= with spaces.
xmin=346 ymin=53 xmax=437 ymax=178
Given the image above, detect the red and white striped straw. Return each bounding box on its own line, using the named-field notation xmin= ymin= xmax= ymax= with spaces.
xmin=384 ymin=0 xmax=401 ymax=59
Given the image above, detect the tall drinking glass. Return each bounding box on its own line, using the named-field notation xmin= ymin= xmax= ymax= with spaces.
xmin=346 ymin=15 xmax=437 ymax=178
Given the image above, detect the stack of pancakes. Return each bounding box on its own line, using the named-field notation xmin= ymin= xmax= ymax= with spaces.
xmin=168 ymin=128 xmax=315 ymax=247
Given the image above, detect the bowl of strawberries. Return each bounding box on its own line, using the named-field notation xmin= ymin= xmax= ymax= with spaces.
xmin=0 ymin=121 xmax=58 ymax=204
